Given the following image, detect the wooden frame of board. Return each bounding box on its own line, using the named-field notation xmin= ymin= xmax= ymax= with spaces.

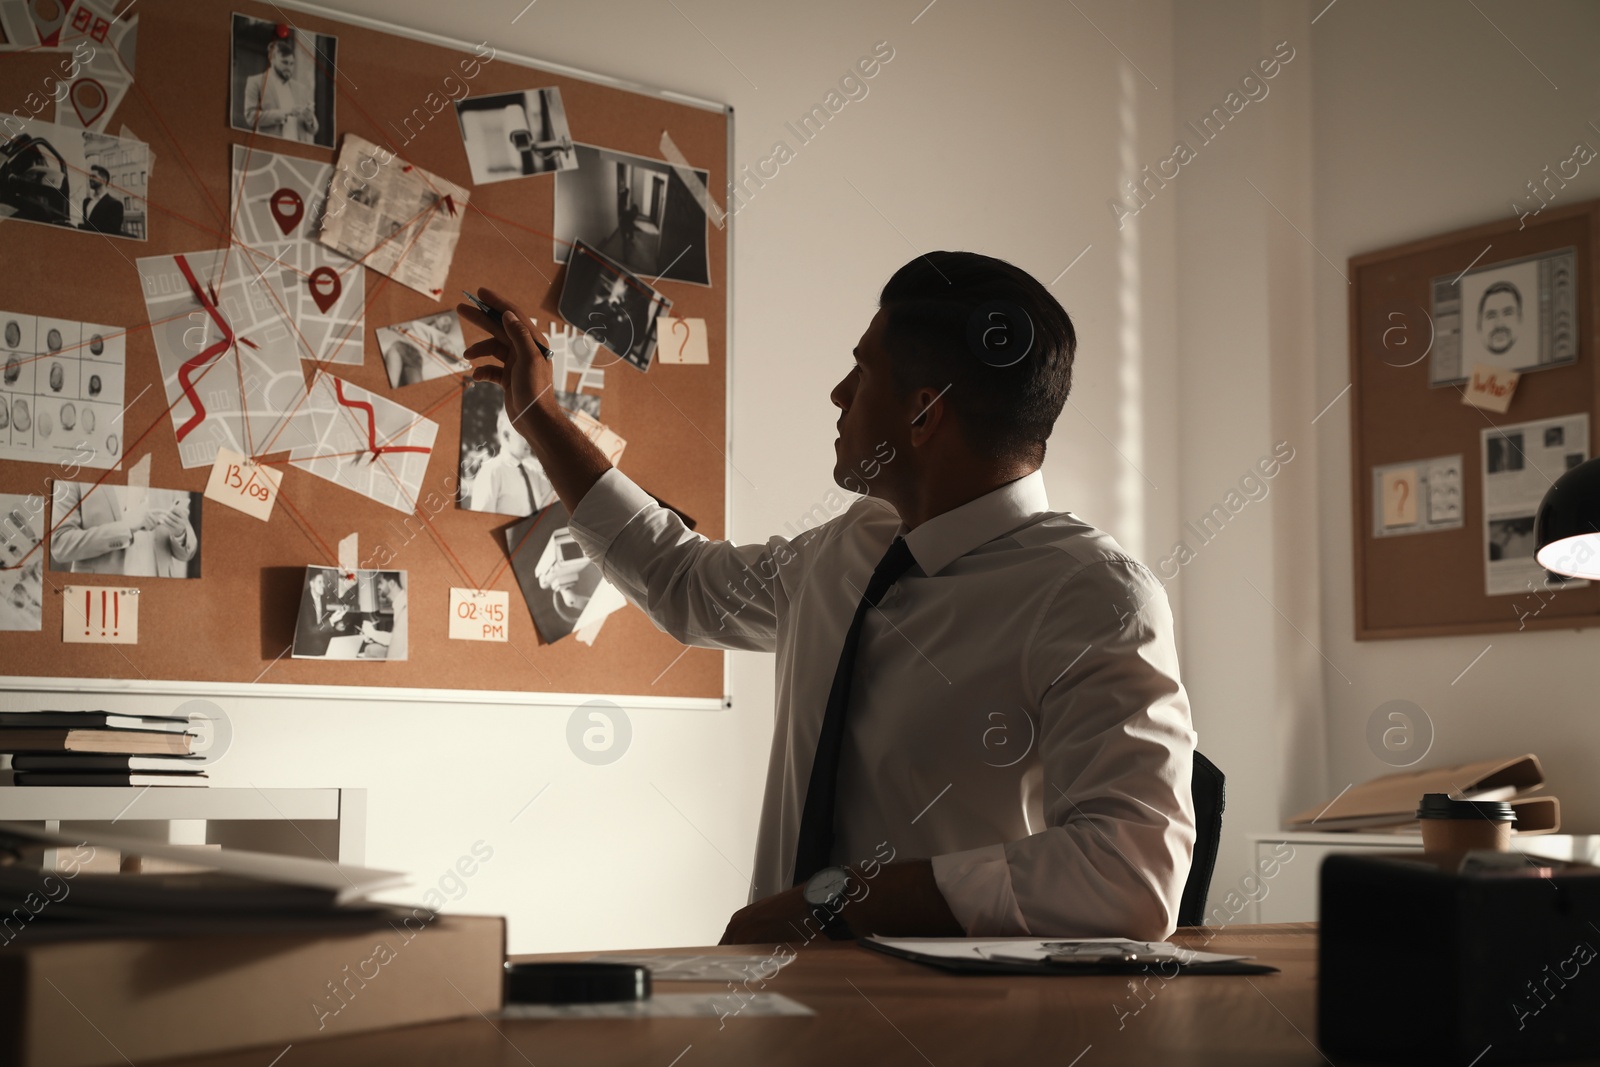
xmin=1348 ymin=198 xmax=1600 ymax=639
xmin=0 ymin=0 xmax=732 ymax=702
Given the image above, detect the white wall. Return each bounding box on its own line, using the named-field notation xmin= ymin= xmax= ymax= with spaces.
xmin=1311 ymin=1 xmax=1600 ymax=830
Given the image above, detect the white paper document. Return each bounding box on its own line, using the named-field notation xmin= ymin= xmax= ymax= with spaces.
xmin=865 ymin=936 xmax=1252 ymax=966
xmin=317 ymin=134 xmax=469 ymax=298
xmin=1481 ymin=412 xmax=1589 ymax=596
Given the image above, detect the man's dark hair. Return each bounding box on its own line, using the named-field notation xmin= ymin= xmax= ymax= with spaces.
xmin=1478 ymin=280 xmax=1522 ymax=323
xmin=90 ymin=164 xmax=110 ymax=181
xmin=878 ymin=251 xmax=1075 ymax=465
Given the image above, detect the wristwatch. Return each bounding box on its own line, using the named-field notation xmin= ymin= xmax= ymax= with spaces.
xmin=802 ymin=866 xmax=856 ymax=941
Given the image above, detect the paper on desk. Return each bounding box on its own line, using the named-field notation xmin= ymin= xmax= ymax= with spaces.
xmin=0 ymin=821 xmax=407 ymax=905
xmin=500 ymin=992 xmax=813 ymax=1021
xmin=583 ymin=952 xmax=797 ymax=982
xmin=866 ymin=936 xmax=1252 ymax=966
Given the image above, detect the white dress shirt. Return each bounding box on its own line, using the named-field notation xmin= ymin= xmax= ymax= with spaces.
xmin=567 ymin=467 xmax=1196 ymax=939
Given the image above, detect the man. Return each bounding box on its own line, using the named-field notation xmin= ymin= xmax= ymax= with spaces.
xmin=1478 ymin=280 xmax=1522 ymax=357
xmin=358 ymin=572 xmax=408 ymax=660
xmin=468 ymin=406 xmax=557 ymax=516
xmin=78 ymin=165 xmax=123 ymax=235
xmin=243 ymin=36 xmax=319 ymax=143
xmin=50 ymin=483 xmax=196 ymax=578
xmin=460 ymin=252 xmax=1195 ymax=942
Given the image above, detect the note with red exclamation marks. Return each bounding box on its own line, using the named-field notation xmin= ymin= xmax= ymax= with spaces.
xmin=63 ymin=586 xmax=139 ymax=644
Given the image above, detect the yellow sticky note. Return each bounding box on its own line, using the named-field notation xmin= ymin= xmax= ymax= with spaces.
xmin=204 ymin=448 xmax=281 ymax=522
xmin=657 ymin=317 xmax=710 ymax=364
xmin=1462 ymin=364 xmax=1519 ymax=414
xmin=63 ymin=586 xmax=138 ymax=644
xmin=450 ymin=588 xmax=509 ymax=642
xmin=1380 ymin=467 xmax=1419 ymax=528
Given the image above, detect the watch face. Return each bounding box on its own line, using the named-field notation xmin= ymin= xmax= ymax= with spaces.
xmin=803 ymin=867 xmax=850 ymax=907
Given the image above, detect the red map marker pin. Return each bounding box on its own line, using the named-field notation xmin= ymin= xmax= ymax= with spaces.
xmin=69 ymin=79 xmax=107 ymax=129
xmin=308 ymin=267 xmax=342 ymax=313
xmin=269 ymin=188 xmax=304 ymax=235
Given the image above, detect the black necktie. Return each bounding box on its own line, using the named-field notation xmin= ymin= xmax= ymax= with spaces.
xmin=516 ymin=462 xmax=538 ymax=513
xmin=792 ymin=535 xmax=917 ymax=885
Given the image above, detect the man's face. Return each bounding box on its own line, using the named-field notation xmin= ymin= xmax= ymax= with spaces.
xmin=271 ymin=46 xmax=296 ymax=81
xmin=88 ymin=171 xmax=103 ymax=194
xmin=500 ymin=416 xmax=532 ymax=459
xmin=829 ymin=308 xmax=910 ymax=490
xmin=1480 ymin=291 xmax=1521 ymax=355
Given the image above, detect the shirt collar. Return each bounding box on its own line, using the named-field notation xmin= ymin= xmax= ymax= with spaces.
xmin=900 ymin=469 xmax=1050 ymax=577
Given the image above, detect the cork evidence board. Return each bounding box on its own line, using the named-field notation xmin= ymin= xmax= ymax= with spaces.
xmin=0 ymin=0 xmax=729 ymax=698
xmin=1348 ymin=199 xmax=1599 ymax=639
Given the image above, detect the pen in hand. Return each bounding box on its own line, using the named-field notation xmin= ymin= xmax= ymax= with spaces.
xmin=461 ymin=289 xmax=551 ymax=360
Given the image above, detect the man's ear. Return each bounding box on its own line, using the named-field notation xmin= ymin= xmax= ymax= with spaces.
xmin=908 ymin=385 xmax=946 ymax=442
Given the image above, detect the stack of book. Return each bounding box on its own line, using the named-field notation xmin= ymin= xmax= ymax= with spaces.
xmin=0 ymin=711 xmax=207 ymax=787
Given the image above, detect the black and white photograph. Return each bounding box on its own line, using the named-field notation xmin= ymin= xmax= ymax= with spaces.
xmin=1487 ymin=515 xmax=1535 ymax=562
xmin=292 ymin=566 xmax=408 ymax=660
xmin=376 ymin=311 xmax=469 ymax=388
xmin=48 ymin=482 xmax=202 ymax=579
xmin=229 ymin=13 xmax=338 ymax=149
xmin=553 ymin=143 xmax=710 ymax=285
xmin=505 ymin=502 xmax=623 ymax=645
xmin=458 ymin=380 xmax=558 ymax=517
xmin=1480 ymin=413 xmax=1589 ymax=596
xmin=1486 ymin=432 xmax=1524 ymax=474
xmin=557 ymin=239 xmax=671 ymax=372
xmin=0 ymin=493 xmax=45 ymax=632
xmin=0 ymin=120 xmax=150 ymax=239
xmin=455 ymin=87 xmax=577 ymax=184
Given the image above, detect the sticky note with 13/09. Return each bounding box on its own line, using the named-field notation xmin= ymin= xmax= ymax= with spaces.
xmin=205 ymin=447 xmax=281 ymax=521
xmin=450 ymin=588 xmax=509 ymax=642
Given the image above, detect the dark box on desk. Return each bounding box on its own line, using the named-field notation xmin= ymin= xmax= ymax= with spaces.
xmin=1319 ymin=851 xmax=1600 ymax=1064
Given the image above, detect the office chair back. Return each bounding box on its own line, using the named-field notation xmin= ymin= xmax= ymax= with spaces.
xmin=1178 ymin=751 xmax=1224 ymax=928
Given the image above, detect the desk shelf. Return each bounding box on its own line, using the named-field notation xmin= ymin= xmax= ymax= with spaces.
xmin=0 ymin=786 xmax=365 ymax=866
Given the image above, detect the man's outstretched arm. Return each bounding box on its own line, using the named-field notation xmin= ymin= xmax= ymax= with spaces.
xmin=459 ymin=287 xmax=612 ymax=516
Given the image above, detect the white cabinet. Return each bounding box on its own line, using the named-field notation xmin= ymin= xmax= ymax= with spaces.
xmin=1245 ymin=831 xmax=1600 ymax=924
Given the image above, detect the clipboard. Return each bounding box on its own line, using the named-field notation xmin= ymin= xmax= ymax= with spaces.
xmin=860 ymin=936 xmax=1279 ymax=976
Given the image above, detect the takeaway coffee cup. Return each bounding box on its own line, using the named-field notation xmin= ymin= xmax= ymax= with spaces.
xmin=1416 ymin=793 xmax=1516 ymax=853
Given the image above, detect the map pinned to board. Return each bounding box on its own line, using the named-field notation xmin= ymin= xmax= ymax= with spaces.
xmin=288 ymin=370 xmax=438 ymax=513
xmin=135 ymin=249 xmax=316 ymax=469
xmin=229 ymin=145 xmax=365 ymax=365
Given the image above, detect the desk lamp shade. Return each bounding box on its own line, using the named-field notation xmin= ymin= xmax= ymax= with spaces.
xmin=1534 ymin=456 xmax=1600 ymax=578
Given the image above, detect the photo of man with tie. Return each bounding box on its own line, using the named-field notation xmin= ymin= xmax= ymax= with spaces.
xmin=460 ymin=252 xmax=1196 ymax=942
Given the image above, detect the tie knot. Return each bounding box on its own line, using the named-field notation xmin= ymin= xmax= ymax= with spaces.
xmin=864 ymin=536 xmax=916 ymax=606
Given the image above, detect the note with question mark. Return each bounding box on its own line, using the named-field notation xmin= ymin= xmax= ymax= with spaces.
xmin=656 ymin=317 xmax=709 ymax=364
xmin=1380 ymin=467 xmax=1419 ymax=528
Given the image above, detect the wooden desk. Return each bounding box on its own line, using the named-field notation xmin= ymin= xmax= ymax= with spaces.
xmin=168 ymin=923 xmax=1325 ymax=1066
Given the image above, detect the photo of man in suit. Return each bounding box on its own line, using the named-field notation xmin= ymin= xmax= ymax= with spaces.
xmin=230 ymin=15 xmax=336 ymax=148
xmin=78 ymin=165 xmax=124 ymax=235
xmin=49 ymin=482 xmax=200 ymax=579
